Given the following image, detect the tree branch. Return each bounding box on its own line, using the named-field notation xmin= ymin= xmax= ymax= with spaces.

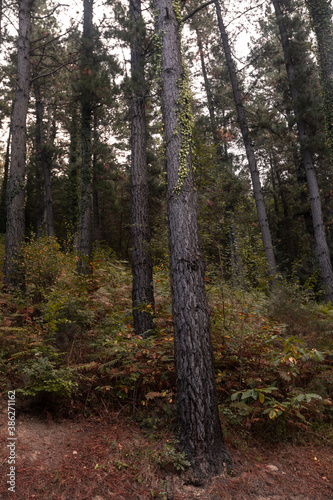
xmin=32 ymin=3 xmax=69 ymax=20
xmin=181 ymin=0 xmax=215 ymax=23
xmin=31 ymin=58 xmax=74 ymax=82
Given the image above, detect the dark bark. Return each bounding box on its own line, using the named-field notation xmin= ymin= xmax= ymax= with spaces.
xmin=68 ymin=106 xmax=80 ymax=233
xmin=306 ymin=0 xmax=333 ymax=156
xmin=155 ymin=0 xmax=231 ymax=483
xmin=33 ymin=79 xmax=54 ymax=237
xmin=273 ymin=0 xmax=333 ymax=303
xmin=35 ymin=159 xmax=43 ymax=237
xmin=93 ymin=113 xmax=100 ymax=247
xmin=4 ymin=0 xmax=34 ymax=287
xmin=195 ymin=30 xmax=220 ymax=148
xmin=214 ymin=0 xmax=278 ymax=279
xmin=78 ymin=0 xmax=94 ymax=273
xmin=0 ymin=119 xmax=12 ymax=234
xmin=130 ymin=0 xmax=155 ymax=337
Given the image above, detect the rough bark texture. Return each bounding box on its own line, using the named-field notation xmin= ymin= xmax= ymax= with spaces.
xmin=214 ymin=0 xmax=278 ymax=279
xmin=33 ymin=79 xmax=54 ymax=237
xmin=130 ymin=0 xmax=155 ymax=337
xmin=78 ymin=0 xmax=94 ymax=273
xmin=68 ymin=106 xmax=80 ymax=233
xmin=273 ymin=0 xmax=333 ymax=303
xmin=4 ymin=0 xmax=34 ymax=287
xmin=93 ymin=113 xmax=100 ymax=247
xmin=156 ymin=0 xmax=231 ymax=483
xmin=0 ymin=122 xmax=11 ymax=234
xmin=306 ymin=0 xmax=333 ymax=156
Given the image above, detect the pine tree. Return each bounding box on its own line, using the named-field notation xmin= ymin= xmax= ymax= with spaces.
xmin=130 ymin=0 xmax=155 ymax=337
xmin=155 ymin=0 xmax=231 ymax=483
xmin=272 ymin=0 xmax=333 ymax=303
xmin=214 ymin=0 xmax=278 ymax=281
xmin=306 ymin=0 xmax=333 ymax=157
xmin=4 ymin=0 xmax=35 ymax=287
xmin=78 ymin=0 xmax=94 ymax=273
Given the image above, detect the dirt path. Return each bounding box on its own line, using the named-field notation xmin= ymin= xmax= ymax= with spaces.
xmin=1 ymin=407 xmax=332 ymax=499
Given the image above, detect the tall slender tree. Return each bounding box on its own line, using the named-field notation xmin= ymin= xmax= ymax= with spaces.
xmin=130 ymin=0 xmax=155 ymax=337
xmin=272 ymin=0 xmax=333 ymax=303
xmin=155 ymin=0 xmax=231 ymax=483
xmin=306 ymin=0 xmax=333 ymax=157
xmin=0 ymin=117 xmax=12 ymax=234
xmin=4 ymin=0 xmax=35 ymax=287
xmin=214 ymin=0 xmax=278 ymax=280
xmin=78 ymin=0 xmax=94 ymax=272
xmin=33 ymin=79 xmax=55 ymax=236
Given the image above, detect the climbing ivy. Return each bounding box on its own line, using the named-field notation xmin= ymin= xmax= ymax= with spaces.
xmin=172 ymin=0 xmax=195 ymax=194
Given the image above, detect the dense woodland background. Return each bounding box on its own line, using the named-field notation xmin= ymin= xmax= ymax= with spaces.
xmin=0 ymin=0 xmax=333 ymax=493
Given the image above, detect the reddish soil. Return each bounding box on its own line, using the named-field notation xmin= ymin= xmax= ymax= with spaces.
xmin=0 ymin=407 xmax=332 ymax=499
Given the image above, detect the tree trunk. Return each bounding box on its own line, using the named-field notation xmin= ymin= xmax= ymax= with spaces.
xmin=155 ymin=0 xmax=231 ymax=483
xmin=273 ymin=0 xmax=333 ymax=303
xmin=4 ymin=0 xmax=34 ymax=287
xmin=306 ymin=0 xmax=333 ymax=156
xmin=214 ymin=0 xmax=278 ymax=280
xmin=78 ymin=0 xmax=94 ymax=273
xmin=68 ymin=105 xmax=80 ymax=235
xmin=195 ymin=28 xmax=220 ymax=147
xmin=93 ymin=113 xmax=100 ymax=247
xmin=130 ymin=0 xmax=155 ymax=337
xmin=0 ymin=119 xmax=12 ymax=234
xmin=33 ymin=79 xmax=54 ymax=237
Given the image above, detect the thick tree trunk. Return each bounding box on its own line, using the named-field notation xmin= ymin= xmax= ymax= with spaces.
xmin=78 ymin=0 xmax=94 ymax=273
xmin=306 ymin=0 xmax=333 ymax=156
xmin=273 ymin=0 xmax=333 ymax=303
xmin=214 ymin=0 xmax=278 ymax=279
xmin=33 ymin=79 xmax=54 ymax=237
xmin=4 ymin=0 xmax=34 ymax=287
xmin=130 ymin=0 xmax=155 ymax=337
xmin=155 ymin=0 xmax=231 ymax=483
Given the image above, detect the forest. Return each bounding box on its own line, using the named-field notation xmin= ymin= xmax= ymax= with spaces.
xmin=0 ymin=0 xmax=333 ymax=498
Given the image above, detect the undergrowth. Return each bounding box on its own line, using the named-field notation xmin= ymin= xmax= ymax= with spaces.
xmin=0 ymin=237 xmax=332 ymax=447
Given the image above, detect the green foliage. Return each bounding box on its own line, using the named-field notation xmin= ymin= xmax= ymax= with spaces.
xmin=18 ymin=351 xmax=78 ymax=397
xmin=1 ymin=243 xmax=332 ymax=444
xmin=155 ymin=441 xmax=190 ymax=472
xmin=22 ymin=236 xmax=68 ymax=302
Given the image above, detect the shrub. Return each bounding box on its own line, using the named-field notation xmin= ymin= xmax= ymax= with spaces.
xmin=22 ymin=236 xmax=67 ymax=302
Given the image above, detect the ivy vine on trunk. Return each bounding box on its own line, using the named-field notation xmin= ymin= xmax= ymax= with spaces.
xmin=155 ymin=0 xmax=232 ymax=484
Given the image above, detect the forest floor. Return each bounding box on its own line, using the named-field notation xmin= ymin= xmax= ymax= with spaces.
xmin=0 ymin=405 xmax=332 ymax=500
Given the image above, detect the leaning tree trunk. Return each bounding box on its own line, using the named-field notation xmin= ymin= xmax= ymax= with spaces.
xmin=306 ymin=0 xmax=333 ymax=156
xmin=273 ymin=0 xmax=333 ymax=303
xmin=195 ymin=28 xmax=220 ymax=147
xmin=155 ymin=0 xmax=231 ymax=484
xmin=130 ymin=0 xmax=155 ymax=337
xmin=4 ymin=0 xmax=34 ymax=287
xmin=33 ymin=79 xmax=54 ymax=237
xmin=214 ymin=0 xmax=278 ymax=280
xmin=78 ymin=0 xmax=94 ymax=273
